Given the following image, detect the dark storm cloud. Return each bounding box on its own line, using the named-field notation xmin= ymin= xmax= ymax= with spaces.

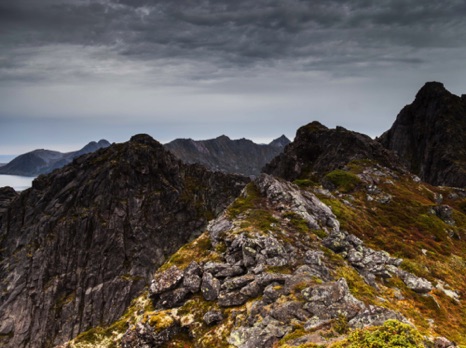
xmin=1 ymin=0 xmax=465 ymax=83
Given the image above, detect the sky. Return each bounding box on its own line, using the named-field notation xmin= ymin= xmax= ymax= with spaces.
xmin=1 ymin=0 xmax=466 ymax=156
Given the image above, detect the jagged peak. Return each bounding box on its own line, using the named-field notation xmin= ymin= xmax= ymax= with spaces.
xmin=269 ymin=134 xmax=291 ymax=148
xmin=415 ymin=81 xmax=449 ymax=99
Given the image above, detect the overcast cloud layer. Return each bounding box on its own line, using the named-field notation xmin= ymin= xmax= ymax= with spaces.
xmin=1 ymin=0 xmax=466 ymax=154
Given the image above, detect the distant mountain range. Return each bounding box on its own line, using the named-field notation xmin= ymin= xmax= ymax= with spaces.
xmin=0 ymin=140 xmax=111 ymax=176
xmin=165 ymin=135 xmax=291 ymax=176
xmin=0 ymin=136 xmax=290 ymax=178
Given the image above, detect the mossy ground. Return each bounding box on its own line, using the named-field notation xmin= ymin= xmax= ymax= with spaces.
xmin=312 ymin=165 xmax=466 ymax=344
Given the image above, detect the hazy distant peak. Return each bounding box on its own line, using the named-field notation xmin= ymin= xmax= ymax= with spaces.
xmin=0 ymin=140 xmax=111 ymax=177
xmin=269 ymin=135 xmax=291 ymax=148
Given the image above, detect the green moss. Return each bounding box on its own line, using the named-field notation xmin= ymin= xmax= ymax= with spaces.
xmin=457 ymin=200 xmax=466 ymax=214
xmin=335 ymin=266 xmax=376 ymax=304
xmin=71 ymin=293 xmax=153 ymax=347
xmin=323 ymin=170 xmax=362 ymax=193
xmin=228 ymin=183 xmax=261 ymax=218
xmin=293 ymin=179 xmax=318 ymax=189
xmin=333 ymin=314 xmax=349 ymax=334
xmin=283 ymin=212 xmax=310 ymax=234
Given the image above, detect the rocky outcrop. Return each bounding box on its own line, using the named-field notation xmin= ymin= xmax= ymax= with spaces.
xmin=0 ymin=134 xmax=248 ymax=348
xmin=0 ymin=139 xmax=111 ymax=176
xmin=379 ymin=82 xmax=466 ymax=188
xmin=264 ymin=122 xmax=401 ymax=181
xmin=323 ymin=230 xmax=433 ymax=293
xmin=165 ymin=134 xmax=290 ymax=176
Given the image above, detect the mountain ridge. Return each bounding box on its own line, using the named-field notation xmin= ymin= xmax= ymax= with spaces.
xmin=0 ymin=139 xmax=111 ymax=177
xmin=165 ymin=135 xmax=291 ymax=177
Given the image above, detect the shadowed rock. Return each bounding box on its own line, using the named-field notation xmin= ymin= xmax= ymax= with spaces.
xmin=379 ymin=82 xmax=466 ymax=188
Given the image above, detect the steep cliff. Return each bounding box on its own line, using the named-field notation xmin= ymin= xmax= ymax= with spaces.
xmin=0 ymin=140 xmax=111 ymax=177
xmin=379 ymin=82 xmax=466 ymax=188
xmin=165 ymin=135 xmax=290 ymax=177
xmin=0 ymin=134 xmax=248 ymax=348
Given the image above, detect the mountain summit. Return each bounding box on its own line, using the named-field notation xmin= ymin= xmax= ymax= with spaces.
xmin=264 ymin=121 xmax=401 ymax=181
xmin=379 ymin=82 xmax=466 ymax=188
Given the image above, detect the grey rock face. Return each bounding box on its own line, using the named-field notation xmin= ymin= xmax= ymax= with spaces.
xmin=0 ymin=134 xmax=248 ymax=348
xmin=0 ymin=186 xmax=17 ymax=218
xmin=165 ymin=135 xmax=290 ymax=177
xmin=396 ymin=269 xmax=433 ymax=294
xmin=379 ymin=81 xmax=466 ymax=188
xmin=228 ymin=316 xmax=292 ymax=348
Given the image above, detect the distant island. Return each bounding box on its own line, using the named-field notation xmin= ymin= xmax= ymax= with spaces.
xmin=0 ymin=140 xmax=111 ymax=177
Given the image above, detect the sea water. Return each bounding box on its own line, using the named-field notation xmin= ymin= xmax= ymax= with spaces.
xmin=0 ymin=175 xmax=35 ymax=191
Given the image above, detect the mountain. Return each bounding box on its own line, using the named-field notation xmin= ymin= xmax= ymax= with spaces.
xmin=164 ymin=135 xmax=291 ymax=176
xmin=66 ymin=133 xmax=466 ymax=347
xmin=2 ymin=84 xmax=466 ymax=348
xmin=0 ymin=134 xmax=248 ymax=348
xmin=0 ymin=139 xmax=111 ymax=177
xmin=263 ymin=121 xmax=402 ymax=182
xmin=379 ymin=82 xmax=466 ymax=188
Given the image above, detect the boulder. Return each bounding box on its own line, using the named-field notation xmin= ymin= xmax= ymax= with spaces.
xmin=150 ymin=266 xmax=184 ymax=297
xmin=183 ymin=261 xmax=202 ymax=293
xmin=203 ymin=310 xmax=224 ymax=326
xmin=201 ymin=272 xmax=221 ymax=301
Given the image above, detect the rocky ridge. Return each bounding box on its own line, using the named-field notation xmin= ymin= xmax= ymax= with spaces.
xmin=0 ymin=135 xmax=248 ymax=348
xmin=165 ymin=135 xmax=290 ymax=177
xmin=0 ymin=139 xmax=111 ymax=177
xmin=379 ymin=81 xmax=466 ymax=188
xmin=68 ymin=167 xmax=465 ymax=347
xmin=264 ymin=121 xmax=401 ymax=182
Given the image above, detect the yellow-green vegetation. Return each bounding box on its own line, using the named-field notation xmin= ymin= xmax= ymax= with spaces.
xmin=228 ymin=183 xmax=262 ymax=218
xmin=160 ymin=232 xmax=220 ymax=271
xmin=68 ymin=293 xmax=153 ymax=348
xmin=141 ymin=309 xmax=175 ymax=330
xmin=283 ymin=212 xmax=310 ymax=233
xmin=330 ymin=320 xmax=424 ymax=348
xmin=293 ymin=178 xmax=318 ymax=189
xmin=323 ymin=170 xmax=362 ymax=193
xmin=335 ymin=266 xmax=377 ymax=305
xmin=228 ymin=183 xmax=279 ymax=233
